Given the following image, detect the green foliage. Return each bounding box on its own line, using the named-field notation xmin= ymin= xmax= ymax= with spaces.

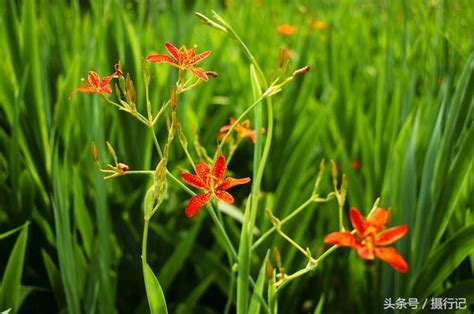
xmin=0 ymin=0 xmax=472 ymax=313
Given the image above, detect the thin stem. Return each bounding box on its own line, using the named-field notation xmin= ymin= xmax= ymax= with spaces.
xmin=206 ymin=204 xmax=238 ymax=261
xmin=150 ymin=127 xmax=164 ymax=158
xmin=275 ymin=228 xmax=308 ymax=258
xmin=226 ymin=137 xmax=242 ymax=164
xmin=152 ymin=100 xmax=170 ymax=126
xmin=252 ymin=194 xmax=335 ymax=250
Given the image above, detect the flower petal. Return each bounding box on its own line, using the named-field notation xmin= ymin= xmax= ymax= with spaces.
xmin=190 ymin=50 xmax=211 ymax=65
xmin=217 ymin=177 xmax=251 ymax=191
xmin=212 ymin=155 xmax=227 ymax=183
xmin=195 ymin=162 xmax=211 ymax=183
xmin=68 ymin=87 xmax=97 ymax=99
xmin=368 ymin=207 xmax=390 ymax=231
xmin=181 ymin=172 xmax=207 ymax=189
xmin=376 ymin=225 xmax=408 ymax=246
xmin=164 ymin=42 xmax=180 ymax=62
xmin=88 ymin=71 xmax=100 ymax=87
xmin=324 ymin=232 xmax=361 ymax=248
xmin=185 ymin=193 xmax=211 ymax=218
xmin=214 ymin=190 xmax=234 ymax=203
xmin=219 ymin=125 xmax=231 ymax=133
xmin=191 ymin=67 xmax=209 ymax=81
xmin=357 ymin=246 xmax=375 ymax=260
xmin=350 ymin=208 xmax=367 ymax=237
xmin=100 ymin=84 xmax=112 ymax=94
xmin=374 ymin=247 xmax=409 ymax=273
xmin=146 ymin=54 xmax=176 ymax=65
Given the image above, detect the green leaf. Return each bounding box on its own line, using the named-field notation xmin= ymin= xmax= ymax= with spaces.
xmin=313 ymin=294 xmax=325 ymax=314
xmin=248 ymin=251 xmax=270 ymax=314
xmin=143 ymin=261 xmax=168 ymax=314
xmin=1 ymin=222 xmax=29 ymax=313
xmin=411 ymin=225 xmax=474 ymax=299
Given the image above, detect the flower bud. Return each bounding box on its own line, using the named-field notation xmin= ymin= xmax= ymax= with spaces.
xmin=91 ymin=142 xmax=99 ymax=162
xmin=292 ymin=66 xmax=310 ymax=78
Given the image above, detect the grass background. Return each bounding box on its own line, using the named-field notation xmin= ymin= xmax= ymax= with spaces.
xmin=0 ymin=0 xmax=473 ymax=313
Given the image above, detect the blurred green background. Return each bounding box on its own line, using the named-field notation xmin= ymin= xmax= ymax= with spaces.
xmin=0 ymin=0 xmax=473 ymax=313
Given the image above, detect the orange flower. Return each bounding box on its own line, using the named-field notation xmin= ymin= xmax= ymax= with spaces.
xmin=69 ymin=65 xmax=122 ymax=99
xmin=219 ymin=117 xmax=265 ymax=143
xmin=276 ymin=24 xmax=297 ymax=36
xmin=147 ymin=42 xmax=212 ymax=81
xmin=311 ymin=20 xmax=327 ymax=30
xmin=324 ymin=207 xmax=409 ymax=273
xmin=181 ymin=155 xmax=251 ymax=218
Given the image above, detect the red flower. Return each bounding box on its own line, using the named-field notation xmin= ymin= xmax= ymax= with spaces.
xmin=147 ymin=42 xmax=212 ymax=81
xmin=180 ymin=155 xmax=251 ymax=218
xmin=219 ymin=117 xmax=265 ymax=143
xmin=324 ymin=207 xmax=409 ymax=273
xmin=69 ymin=65 xmax=122 ymax=99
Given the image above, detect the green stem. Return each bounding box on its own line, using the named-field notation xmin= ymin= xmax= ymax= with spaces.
xmin=206 ymin=204 xmax=238 ymax=261
xmin=142 ymin=217 xmax=150 ymax=263
xmin=150 ymin=127 xmax=163 ymax=158
xmin=252 ymin=194 xmax=335 ymax=250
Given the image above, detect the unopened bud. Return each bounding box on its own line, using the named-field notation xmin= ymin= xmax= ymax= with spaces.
xmin=126 ymin=74 xmax=136 ymax=103
xmin=114 ymin=83 xmax=121 ymax=98
xmin=170 ymin=87 xmax=177 ymax=111
xmin=292 ymin=66 xmax=310 ymax=78
xmin=266 ymin=259 xmax=274 ymax=280
xmin=106 ymin=141 xmax=117 ymax=164
xmin=91 ymin=142 xmax=99 ymax=162
xmin=205 ymin=71 xmax=218 ymax=79
xmin=278 ymin=48 xmax=285 ymax=69
xmin=273 ymin=247 xmax=282 ymax=269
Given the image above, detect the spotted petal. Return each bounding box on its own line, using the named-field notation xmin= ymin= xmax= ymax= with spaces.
xmin=191 ymin=67 xmax=209 ymax=81
xmin=375 ymin=247 xmax=409 ymax=273
xmin=147 ymin=54 xmax=177 ymax=65
xmin=195 ymin=162 xmax=211 ymax=183
xmin=190 ymin=50 xmax=211 ymax=65
xmin=368 ymin=207 xmax=390 ymax=231
xmin=185 ymin=192 xmax=211 ymax=218
xmin=217 ymin=177 xmax=251 ymax=191
xmin=214 ymin=190 xmax=234 ymax=203
xmin=324 ymin=232 xmax=362 ymax=249
xmin=181 ymin=172 xmax=207 ymax=189
xmin=212 ymin=155 xmax=227 ymax=183
xmin=164 ymin=42 xmax=180 ymax=62
xmin=88 ymin=71 xmax=100 ymax=87
xmin=376 ymin=225 xmax=408 ymax=246
xmin=350 ymin=208 xmax=367 ymax=237
xmin=100 ymin=84 xmax=112 ymax=94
